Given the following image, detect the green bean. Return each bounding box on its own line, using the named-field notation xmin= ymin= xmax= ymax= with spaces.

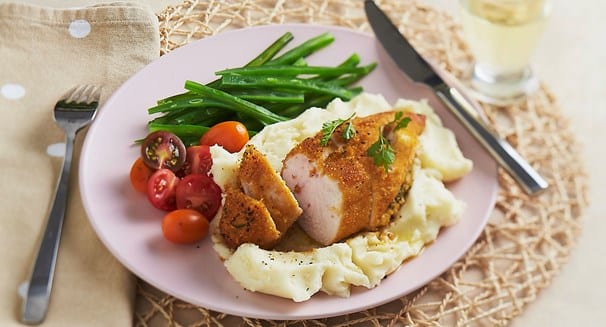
xmin=216 ymin=64 xmax=376 ymax=79
xmin=292 ymin=58 xmax=308 ymax=67
xmin=258 ymin=55 xmax=372 ymax=116
xmin=266 ymin=32 xmax=334 ymax=66
xmin=279 ymin=94 xmax=335 ymax=118
xmin=149 ymin=96 xmax=227 ymax=114
xmin=278 ymin=87 xmax=356 ymax=116
xmin=184 ymin=80 xmax=288 ymax=124
xmin=333 ymin=63 xmax=378 ymax=86
xmin=152 ymin=107 xmax=234 ymax=125
xmin=230 ymin=90 xmax=305 ymax=104
xmin=245 ymin=32 xmax=295 ymax=67
xmin=220 ymin=75 xmax=356 ymax=100
xmin=311 ymin=54 xmax=360 ymax=81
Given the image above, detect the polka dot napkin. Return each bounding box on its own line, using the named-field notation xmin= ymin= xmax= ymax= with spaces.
xmin=0 ymin=2 xmax=159 ymax=326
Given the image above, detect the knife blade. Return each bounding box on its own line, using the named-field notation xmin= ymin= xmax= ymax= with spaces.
xmin=364 ymin=0 xmax=548 ymax=195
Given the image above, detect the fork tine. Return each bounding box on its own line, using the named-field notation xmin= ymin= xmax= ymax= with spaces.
xmin=77 ymin=85 xmax=101 ymax=104
xmin=64 ymin=85 xmax=86 ymax=103
xmin=89 ymin=85 xmax=102 ymax=103
xmin=76 ymin=85 xmax=92 ymax=103
xmin=64 ymin=84 xmax=100 ymax=104
xmin=76 ymin=85 xmax=93 ymax=104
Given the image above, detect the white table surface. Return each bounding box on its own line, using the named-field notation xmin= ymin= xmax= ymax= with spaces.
xmin=6 ymin=0 xmax=605 ymax=325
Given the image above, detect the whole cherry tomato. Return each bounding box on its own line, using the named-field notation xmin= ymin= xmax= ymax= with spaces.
xmin=129 ymin=157 xmax=154 ymax=193
xmin=199 ymin=121 xmax=249 ymax=153
xmin=162 ymin=209 xmax=209 ymax=244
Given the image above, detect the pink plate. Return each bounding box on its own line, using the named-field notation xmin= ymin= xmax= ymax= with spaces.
xmin=79 ymin=24 xmax=498 ymax=320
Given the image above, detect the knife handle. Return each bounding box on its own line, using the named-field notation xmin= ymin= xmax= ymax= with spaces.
xmin=434 ymin=83 xmax=549 ymax=195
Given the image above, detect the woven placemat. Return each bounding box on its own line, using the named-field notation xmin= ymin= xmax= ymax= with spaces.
xmin=134 ymin=0 xmax=589 ymax=326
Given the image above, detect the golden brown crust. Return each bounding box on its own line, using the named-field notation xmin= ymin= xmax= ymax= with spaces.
xmin=283 ymin=111 xmax=426 ymax=244
xmin=218 ymin=185 xmax=281 ymax=250
xmin=238 ymin=145 xmax=302 ymax=233
xmin=283 ymin=128 xmax=373 ymax=244
xmin=367 ymin=112 xmax=426 ymax=229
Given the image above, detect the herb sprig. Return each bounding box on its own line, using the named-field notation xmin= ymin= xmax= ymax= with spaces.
xmin=393 ymin=112 xmax=412 ymax=131
xmin=366 ymin=112 xmax=412 ymax=172
xmin=320 ymin=113 xmax=356 ymax=146
xmin=367 ymin=133 xmax=395 ymax=172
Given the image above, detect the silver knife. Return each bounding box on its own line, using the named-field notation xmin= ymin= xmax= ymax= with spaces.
xmin=364 ymin=0 xmax=548 ymax=195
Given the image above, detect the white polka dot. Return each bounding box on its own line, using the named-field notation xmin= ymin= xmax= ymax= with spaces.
xmin=18 ymin=282 xmax=29 ymax=298
xmin=1 ymin=83 xmax=25 ymax=100
xmin=47 ymin=143 xmax=66 ymax=157
xmin=68 ymin=19 xmax=91 ymax=38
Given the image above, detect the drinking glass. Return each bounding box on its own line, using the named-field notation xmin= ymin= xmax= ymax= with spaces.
xmin=458 ymin=0 xmax=552 ymax=105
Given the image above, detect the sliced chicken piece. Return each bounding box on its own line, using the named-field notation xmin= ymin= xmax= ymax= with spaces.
xmin=238 ymin=145 xmax=302 ymax=233
xmin=218 ymin=145 xmax=303 ymax=250
xmin=219 ymin=185 xmax=281 ymax=250
xmin=281 ymin=111 xmax=425 ymax=245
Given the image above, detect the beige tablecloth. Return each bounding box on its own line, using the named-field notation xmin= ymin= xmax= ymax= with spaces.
xmin=0 ymin=2 xmax=159 ymax=325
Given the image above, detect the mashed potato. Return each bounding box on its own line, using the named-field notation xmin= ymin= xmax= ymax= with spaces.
xmin=209 ymin=93 xmax=473 ymax=302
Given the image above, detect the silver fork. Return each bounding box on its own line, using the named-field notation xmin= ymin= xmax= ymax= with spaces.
xmin=21 ymin=85 xmax=101 ymax=325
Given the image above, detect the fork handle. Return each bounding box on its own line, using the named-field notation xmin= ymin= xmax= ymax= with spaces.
xmin=21 ymin=132 xmax=75 ymax=325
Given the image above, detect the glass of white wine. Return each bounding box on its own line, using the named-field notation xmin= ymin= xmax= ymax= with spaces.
xmin=459 ymin=0 xmax=552 ymax=105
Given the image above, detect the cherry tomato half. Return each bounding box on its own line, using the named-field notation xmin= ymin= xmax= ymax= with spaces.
xmin=129 ymin=157 xmax=154 ymax=193
xmin=162 ymin=209 xmax=209 ymax=244
xmin=175 ymin=174 xmax=222 ymax=220
xmin=147 ymin=168 xmax=179 ymax=211
xmin=179 ymin=145 xmax=213 ymax=176
xmin=141 ymin=131 xmax=186 ymax=171
xmin=199 ymin=121 xmax=249 ymax=153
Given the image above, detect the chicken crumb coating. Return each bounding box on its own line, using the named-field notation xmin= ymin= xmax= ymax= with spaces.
xmin=282 ymin=111 xmax=426 ymax=245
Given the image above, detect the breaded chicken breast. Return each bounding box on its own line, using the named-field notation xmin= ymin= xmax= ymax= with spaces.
xmin=281 ymin=111 xmax=425 ymax=245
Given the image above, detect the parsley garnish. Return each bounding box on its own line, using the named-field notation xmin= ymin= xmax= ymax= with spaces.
xmin=367 ymin=112 xmax=411 ymax=172
xmin=320 ymin=113 xmax=356 ymax=146
xmin=342 ymin=118 xmax=356 ymax=140
xmin=393 ymin=112 xmax=412 ymax=131
xmin=367 ymin=131 xmax=395 ymax=172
